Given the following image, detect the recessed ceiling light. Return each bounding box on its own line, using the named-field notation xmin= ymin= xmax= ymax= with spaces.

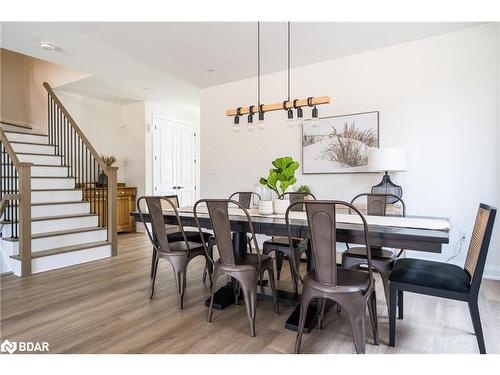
xmin=141 ymin=87 xmax=149 ymax=91
xmin=40 ymin=42 xmax=56 ymax=51
xmin=205 ymin=68 xmax=215 ymax=73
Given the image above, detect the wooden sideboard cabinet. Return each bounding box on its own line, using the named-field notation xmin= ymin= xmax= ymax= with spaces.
xmin=82 ymin=183 xmax=137 ymax=233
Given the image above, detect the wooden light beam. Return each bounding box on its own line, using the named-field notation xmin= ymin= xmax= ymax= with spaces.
xmin=225 ymin=96 xmax=330 ymax=116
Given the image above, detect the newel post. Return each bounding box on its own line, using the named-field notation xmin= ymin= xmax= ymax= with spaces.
xmin=107 ymin=167 xmax=118 ymax=256
xmin=18 ymin=162 xmax=32 ymax=277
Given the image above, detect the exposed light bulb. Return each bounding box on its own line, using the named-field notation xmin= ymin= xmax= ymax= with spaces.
xmin=232 ymin=123 xmax=241 ymax=132
xmin=309 ymin=119 xmax=320 ymax=128
xmin=257 ymin=111 xmax=266 ymax=130
xmin=232 ymin=115 xmax=241 ymax=132
xmin=310 ymin=106 xmax=320 ymax=127
xmin=247 ymin=122 xmax=255 ymax=132
xmin=286 ymin=109 xmax=295 ymax=128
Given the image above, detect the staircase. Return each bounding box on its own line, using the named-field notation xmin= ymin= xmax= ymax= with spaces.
xmin=1 ymin=83 xmax=117 ymax=277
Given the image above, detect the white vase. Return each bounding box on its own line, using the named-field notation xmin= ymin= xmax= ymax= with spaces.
xmin=273 ymin=199 xmax=290 ymax=214
xmin=258 ymin=200 xmax=274 ymax=215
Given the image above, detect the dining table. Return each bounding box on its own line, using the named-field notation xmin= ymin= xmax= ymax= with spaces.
xmin=131 ymin=204 xmax=450 ymax=333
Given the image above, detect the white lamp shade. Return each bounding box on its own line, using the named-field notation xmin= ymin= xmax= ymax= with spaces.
xmin=367 ymin=148 xmax=407 ymax=172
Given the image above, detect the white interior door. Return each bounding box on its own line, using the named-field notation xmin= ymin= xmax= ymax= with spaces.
xmin=153 ymin=118 xmax=197 ymax=207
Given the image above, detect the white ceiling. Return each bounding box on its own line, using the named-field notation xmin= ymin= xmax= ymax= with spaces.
xmin=0 ymin=22 xmax=483 ymax=111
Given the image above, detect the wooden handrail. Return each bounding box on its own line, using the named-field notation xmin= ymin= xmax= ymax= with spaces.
xmin=0 ymin=128 xmax=21 ymax=167
xmin=0 ymin=194 xmax=21 ymax=217
xmin=43 ymin=82 xmax=112 ymax=176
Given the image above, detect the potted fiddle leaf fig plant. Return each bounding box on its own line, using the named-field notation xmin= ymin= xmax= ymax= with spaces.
xmin=98 ymin=155 xmax=116 ymax=186
xmin=259 ymin=156 xmax=299 ymax=214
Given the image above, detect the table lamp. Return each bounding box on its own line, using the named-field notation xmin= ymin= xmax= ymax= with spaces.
xmin=367 ymin=148 xmax=407 ymax=202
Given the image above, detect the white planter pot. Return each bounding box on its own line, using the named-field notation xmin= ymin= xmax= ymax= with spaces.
xmin=273 ymin=199 xmax=290 ymax=214
xmin=258 ymin=200 xmax=274 ymax=215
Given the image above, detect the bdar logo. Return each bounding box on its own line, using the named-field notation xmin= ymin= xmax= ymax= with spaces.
xmin=1 ymin=339 xmax=17 ymax=354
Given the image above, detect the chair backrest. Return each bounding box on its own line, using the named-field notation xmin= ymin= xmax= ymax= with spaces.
xmin=350 ymin=193 xmax=406 ymax=217
xmin=280 ymin=192 xmax=317 ymax=212
xmin=137 ymin=196 xmax=189 ymax=254
xmin=194 ymin=199 xmax=261 ymax=267
xmin=286 ymin=200 xmax=373 ymax=288
xmin=162 ymin=195 xmax=180 ymax=209
xmin=464 ymin=203 xmax=496 ymax=292
xmin=228 ymin=192 xmax=261 ymax=209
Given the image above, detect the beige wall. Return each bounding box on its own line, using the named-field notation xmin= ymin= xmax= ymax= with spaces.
xmin=0 ymin=48 xmax=88 ymax=133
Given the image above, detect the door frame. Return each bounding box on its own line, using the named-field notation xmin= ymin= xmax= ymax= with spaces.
xmin=151 ymin=115 xmax=200 ymax=202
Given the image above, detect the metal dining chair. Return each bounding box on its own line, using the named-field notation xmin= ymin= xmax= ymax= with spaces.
xmin=290 ymin=200 xmax=379 ymax=354
xmin=341 ymin=193 xmax=406 ymax=313
xmin=389 ymin=203 xmax=497 ymax=354
xmin=229 ymin=192 xmax=261 ymax=209
xmin=155 ymin=195 xmax=214 ymax=283
xmin=262 ymin=192 xmax=316 ymax=294
xmin=137 ymin=196 xmax=213 ymax=308
xmin=194 ymin=199 xmax=279 ymax=337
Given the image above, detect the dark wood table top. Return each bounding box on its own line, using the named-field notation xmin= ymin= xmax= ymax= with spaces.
xmin=131 ymin=208 xmax=450 ymax=253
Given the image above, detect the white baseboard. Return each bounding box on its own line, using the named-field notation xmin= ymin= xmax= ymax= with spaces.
xmin=484 ymin=265 xmax=500 ymax=280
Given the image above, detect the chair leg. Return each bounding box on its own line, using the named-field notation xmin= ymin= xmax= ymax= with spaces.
xmin=468 ymin=300 xmax=486 ymax=354
xmin=275 ymin=252 xmax=284 ymax=280
xmin=207 ymin=268 xmax=220 ymax=323
xmin=344 ymin=296 xmax=368 ymax=354
xmin=367 ymin=290 xmax=380 ymax=346
xmin=389 ymin=284 xmax=398 ymax=347
xmin=294 ymin=295 xmax=314 ymax=354
xmin=239 ymin=275 xmax=258 ymax=337
xmin=397 ymin=290 xmax=403 ymax=319
xmin=150 ymin=248 xmax=157 ymax=278
xmin=289 ymin=251 xmax=300 ymax=295
xmin=174 ymin=268 xmax=187 ymax=309
xmin=232 ymin=278 xmax=241 ymax=305
xmin=267 ymin=267 xmax=279 ymax=315
xmin=150 ymin=258 xmax=159 ymax=300
xmin=317 ymin=298 xmax=327 ymax=330
xmin=380 ymin=270 xmax=391 ymax=315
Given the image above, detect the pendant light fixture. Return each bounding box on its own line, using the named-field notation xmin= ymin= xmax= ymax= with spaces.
xmin=226 ymin=22 xmax=331 ymax=128
xmin=256 ymin=22 xmax=266 ymax=130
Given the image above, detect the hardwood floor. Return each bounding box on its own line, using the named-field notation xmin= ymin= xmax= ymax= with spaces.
xmin=1 ymin=232 xmax=499 ymax=354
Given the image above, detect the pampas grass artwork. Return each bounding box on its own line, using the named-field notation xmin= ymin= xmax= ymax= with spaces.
xmin=302 ymin=111 xmax=379 ymax=174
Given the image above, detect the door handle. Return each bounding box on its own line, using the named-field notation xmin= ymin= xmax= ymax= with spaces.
xmin=177 ymin=186 xmax=184 ymax=189
xmin=172 ymin=186 xmax=178 ymax=190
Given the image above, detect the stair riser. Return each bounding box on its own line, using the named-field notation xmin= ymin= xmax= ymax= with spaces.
xmin=32 ymin=190 xmax=82 ymax=203
xmin=32 ymin=202 xmax=90 ymax=217
xmin=1 ymin=166 xmax=70 ymax=178
xmin=2 ymin=229 xmax=107 ymax=253
xmin=5 ymin=132 xmax=48 ymax=144
xmin=17 ymin=154 xmax=63 ymax=165
xmin=0 ymin=123 xmax=33 ymax=133
xmin=1 ymin=215 xmax=99 ymax=237
xmin=2 ymin=178 xmax=75 ymax=190
xmin=8 ymin=245 xmax=112 ymax=276
xmin=11 ymin=143 xmax=56 ymax=155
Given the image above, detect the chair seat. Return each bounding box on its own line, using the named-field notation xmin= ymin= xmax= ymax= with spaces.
xmin=158 ymin=241 xmax=205 ymax=256
xmin=303 ymin=267 xmax=371 ymax=293
xmin=389 ymin=258 xmax=471 ymax=294
xmin=167 ymin=230 xmax=212 ymax=244
xmin=263 ymin=237 xmax=308 ymax=250
xmin=219 ymin=253 xmax=273 ymax=272
xmin=345 ymin=246 xmax=397 ymax=261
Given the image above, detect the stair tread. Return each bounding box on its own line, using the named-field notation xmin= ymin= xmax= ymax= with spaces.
xmin=2 ymin=226 xmax=106 ymax=242
xmin=1 ymin=163 xmax=68 ymax=168
xmin=15 ymin=152 xmax=61 ymax=156
xmin=9 ymin=241 xmax=111 ymax=260
xmin=2 ymin=212 xmax=98 ymax=224
xmin=32 ymin=200 xmax=88 ymax=206
xmin=2 ymin=176 xmax=75 ymax=179
xmin=32 ymin=188 xmax=80 ymax=192
xmin=8 ymin=141 xmax=54 ymax=146
xmin=3 ymin=130 xmax=46 ymax=137
xmin=0 ymin=121 xmax=33 ymax=130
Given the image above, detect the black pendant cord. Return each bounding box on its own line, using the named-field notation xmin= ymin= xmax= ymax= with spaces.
xmin=257 ymin=21 xmax=261 ymax=108
xmin=287 ymin=21 xmax=291 ymax=102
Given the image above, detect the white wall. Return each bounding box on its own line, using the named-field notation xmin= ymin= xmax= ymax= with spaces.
xmin=200 ymin=24 xmax=500 ymax=278
xmin=56 ymin=91 xmax=127 ymax=182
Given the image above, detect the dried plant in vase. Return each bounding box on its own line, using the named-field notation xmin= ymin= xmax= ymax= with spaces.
xmin=99 ymin=155 xmax=117 ymax=186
